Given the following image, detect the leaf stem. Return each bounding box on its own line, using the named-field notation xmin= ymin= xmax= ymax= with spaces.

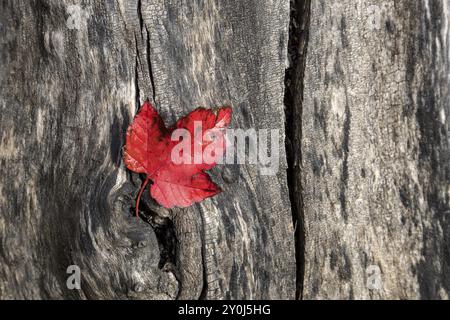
xmin=136 ymin=177 xmax=150 ymax=217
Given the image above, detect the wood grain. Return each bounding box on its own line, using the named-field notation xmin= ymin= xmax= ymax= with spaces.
xmin=295 ymin=0 xmax=450 ymax=299
xmin=0 ymin=0 xmax=296 ymax=299
xmin=1 ymin=0 xmax=449 ymax=300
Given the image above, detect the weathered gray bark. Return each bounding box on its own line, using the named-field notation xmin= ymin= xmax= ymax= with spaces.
xmin=292 ymin=0 xmax=450 ymax=299
xmin=0 ymin=0 xmax=295 ymax=299
xmin=1 ymin=0 xmax=449 ymax=300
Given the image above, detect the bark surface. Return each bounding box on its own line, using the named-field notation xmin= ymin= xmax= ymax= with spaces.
xmin=294 ymin=0 xmax=450 ymax=299
xmin=1 ymin=0 xmax=449 ymax=300
xmin=0 ymin=0 xmax=295 ymax=299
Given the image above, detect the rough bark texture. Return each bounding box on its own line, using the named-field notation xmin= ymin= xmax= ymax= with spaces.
xmin=296 ymin=0 xmax=450 ymax=299
xmin=1 ymin=0 xmax=449 ymax=300
xmin=0 ymin=0 xmax=295 ymax=299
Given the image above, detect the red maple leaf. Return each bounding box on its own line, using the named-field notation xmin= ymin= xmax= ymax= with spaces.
xmin=124 ymin=100 xmax=232 ymax=214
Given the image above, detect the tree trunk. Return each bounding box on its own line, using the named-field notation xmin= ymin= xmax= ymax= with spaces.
xmin=0 ymin=0 xmax=295 ymax=299
xmin=293 ymin=0 xmax=450 ymax=299
xmin=0 ymin=0 xmax=449 ymax=300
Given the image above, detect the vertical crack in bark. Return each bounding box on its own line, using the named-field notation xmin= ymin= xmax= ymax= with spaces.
xmin=134 ymin=34 xmax=141 ymax=107
xmin=145 ymin=25 xmax=157 ymax=104
xmin=137 ymin=0 xmax=144 ymax=32
xmin=284 ymin=0 xmax=311 ymax=300
xmin=199 ymin=211 xmax=209 ymax=300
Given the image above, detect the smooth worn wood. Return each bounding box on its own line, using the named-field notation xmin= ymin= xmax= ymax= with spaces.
xmin=296 ymin=0 xmax=449 ymax=299
xmin=0 ymin=0 xmax=296 ymax=299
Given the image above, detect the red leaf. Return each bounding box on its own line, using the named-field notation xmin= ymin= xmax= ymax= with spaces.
xmin=124 ymin=100 xmax=232 ymax=213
